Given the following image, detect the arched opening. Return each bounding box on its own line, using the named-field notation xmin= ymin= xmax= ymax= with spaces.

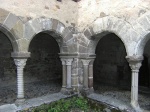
xmin=0 ymin=31 xmax=16 ymax=105
xmin=93 ymin=33 xmax=131 ymax=104
xmin=24 ymin=32 xmax=62 ymax=99
xmin=139 ymin=37 xmax=150 ymax=110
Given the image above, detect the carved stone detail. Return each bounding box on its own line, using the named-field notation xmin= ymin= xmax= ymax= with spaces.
xmin=14 ymin=59 xmax=27 ymax=100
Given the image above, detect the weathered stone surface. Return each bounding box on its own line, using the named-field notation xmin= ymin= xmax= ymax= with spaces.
xmin=84 ymin=29 xmax=92 ymax=40
xmin=62 ymin=28 xmax=70 ymax=38
xmin=0 ymin=8 xmax=9 ymax=24
xmin=24 ymin=22 xmax=36 ymax=40
xmin=138 ymin=16 xmax=150 ymax=31
xmin=10 ymin=20 xmax=24 ymax=40
xmin=3 ymin=13 xmax=19 ymax=30
xmin=52 ymin=19 xmax=59 ymax=31
xmin=17 ymin=39 xmax=29 ymax=52
xmin=56 ymin=22 xmax=65 ymax=35
xmin=64 ymin=32 xmax=73 ymax=43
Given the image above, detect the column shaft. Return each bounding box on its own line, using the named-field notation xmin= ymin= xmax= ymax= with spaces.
xmin=131 ymin=70 xmax=139 ymax=107
xmin=126 ymin=55 xmax=143 ymax=109
xmin=61 ymin=60 xmax=67 ymax=88
xmin=82 ymin=60 xmax=90 ymax=90
xmin=66 ymin=59 xmax=73 ymax=89
xmin=14 ymin=59 xmax=27 ymax=100
xmin=89 ymin=64 xmax=93 ymax=89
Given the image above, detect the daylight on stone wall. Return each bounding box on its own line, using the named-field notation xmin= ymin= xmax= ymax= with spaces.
xmin=0 ymin=0 xmax=149 ymax=112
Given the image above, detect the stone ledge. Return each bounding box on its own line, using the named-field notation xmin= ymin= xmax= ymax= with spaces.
xmin=11 ymin=52 xmax=30 ymax=58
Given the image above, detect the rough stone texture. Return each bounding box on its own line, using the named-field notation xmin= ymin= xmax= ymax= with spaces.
xmin=0 ymin=1 xmax=150 ymax=111
xmin=0 ymin=0 xmax=78 ymax=28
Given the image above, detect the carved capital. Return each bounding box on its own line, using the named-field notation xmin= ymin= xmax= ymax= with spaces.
xmin=66 ymin=59 xmax=73 ymax=65
xmin=81 ymin=59 xmax=91 ymax=66
xmin=14 ymin=59 xmax=27 ymax=68
xmin=89 ymin=59 xmax=95 ymax=65
xmin=126 ymin=55 xmax=143 ymax=71
xmin=61 ymin=59 xmax=66 ymax=65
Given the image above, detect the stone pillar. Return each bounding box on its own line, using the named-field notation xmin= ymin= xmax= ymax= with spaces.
xmin=14 ymin=59 xmax=27 ymax=102
xmin=88 ymin=59 xmax=95 ymax=92
xmin=66 ymin=59 xmax=73 ymax=90
xmin=126 ymin=55 xmax=143 ymax=109
xmin=81 ymin=59 xmax=91 ymax=91
xmin=71 ymin=58 xmax=79 ymax=92
xmin=61 ymin=59 xmax=67 ymax=93
xmin=11 ymin=52 xmax=30 ymax=103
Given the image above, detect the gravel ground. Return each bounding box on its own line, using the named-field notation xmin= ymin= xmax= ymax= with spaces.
xmin=94 ymin=84 xmax=150 ymax=111
xmin=0 ymin=80 xmax=61 ymax=105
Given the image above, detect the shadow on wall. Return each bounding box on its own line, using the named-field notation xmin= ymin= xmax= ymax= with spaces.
xmin=24 ymin=32 xmax=62 ymax=99
xmin=139 ymin=37 xmax=150 ymax=90
xmin=93 ymin=33 xmax=131 ymax=90
xmin=0 ymin=31 xmax=16 ymax=105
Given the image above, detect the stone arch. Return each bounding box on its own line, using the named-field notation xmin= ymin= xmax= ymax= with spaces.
xmin=82 ymin=16 xmax=140 ymax=56
xmin=24 ymin=17 xmax=75 ymax=53
xmin=0 ymin=8 xmax=21 ymax=52
xmin=134 ymin=12 xmax=150 ymax=56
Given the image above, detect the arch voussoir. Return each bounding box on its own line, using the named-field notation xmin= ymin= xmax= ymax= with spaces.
xmin=83 ymin=16 xmax=137 ymax=56
xmin=134 ymin=12 xmax=150 ymax=55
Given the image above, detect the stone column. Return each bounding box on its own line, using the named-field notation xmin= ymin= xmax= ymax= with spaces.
xmin=61 ymin=59 xmax=67 ymax=93
xmin=11 ymin=52 xmax=30 ymax=103
xmin=126 ymin=55 xmax=143 ymax=109
xmin=14 ymin=59 xmax=27 ymax=102
xmin=88 ymin=59 xmax=95 ymax=92
xmin=81 ymin=59 xmax=91 ymax=91
xmin=71 ymin=58 xmax=79 ymax=92
xmin=66 ymin=59 xmax=73 ymax=90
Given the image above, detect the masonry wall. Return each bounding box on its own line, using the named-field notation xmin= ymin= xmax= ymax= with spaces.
xmin=0 ymin=0 xmax=150 ymax=32
xmin=78 ymin=0 xmax=150 ymax=31
xmin=93 ymin=33 xmax=131 ymax=88
xmin=0 ymin=0 xmax=78 ymax=28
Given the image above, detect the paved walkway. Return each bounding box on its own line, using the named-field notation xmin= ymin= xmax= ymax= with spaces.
xmin=88 ymin=93 xmax=150 ymax=112
xmin=0 ymin=92 xmax=72 ymax=112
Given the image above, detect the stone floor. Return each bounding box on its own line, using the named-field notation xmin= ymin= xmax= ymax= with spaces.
xmin=93 ymin=84 xmax=150 ymax=111
xmin=0 ymin=92 xmax=72 ymax=112
xmin=0 ymin=80 xmax=61 ymax=105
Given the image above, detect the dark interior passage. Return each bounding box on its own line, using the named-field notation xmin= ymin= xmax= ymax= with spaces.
xmin=139 ymin=56 xmax=149 ymax=88
xmin=25 ymin=32 xmax=62 ymax=99
xmin=0 ymin=31 xmax=16 ymax=105
xmin=139 ymin=38 xmax=150 ymax=90
xmin=93 ymin=33 xmax=131 ymax=91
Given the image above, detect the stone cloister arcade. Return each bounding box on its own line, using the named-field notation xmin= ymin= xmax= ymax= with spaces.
xmin=0 ymin=9 xmax=150 ymax=111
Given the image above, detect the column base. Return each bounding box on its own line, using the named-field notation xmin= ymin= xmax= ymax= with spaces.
xmin=82 ymin=88 xmax=90 ymax=96
xmin=15 ymin=98 xmax=25 ymax=105
xmin=131 ymin=101 xmax=139 ymax=108
xmin=131 ymin=101 xmax=142 ymax=112
xmin=61 ymin=87 xmax=67 ymax=94
xmin=89 ymin=87 xmax=94 ymax=94
xmin=61 ymin=87 xmax=73 ymax=95
xmin=131 ymin=102 xmax=143 ymax=112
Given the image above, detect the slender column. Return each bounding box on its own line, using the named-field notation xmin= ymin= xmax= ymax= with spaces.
xmin=81 ymin=59 xmax=91 ymax=90
xmin=71 ymin=58 xmax=79 ymax=92
xmin=66 ymin=59 xmax=73 ymax=89
xmin=126 ymin=56 xmax=143 ymax=109
xmin=61 ymin=59 xmax=67 ymax=92
xmin=88 ymin=59 xmax=94 ymax=92
xmin=14 ymin=59 xmax=27 ymax=101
